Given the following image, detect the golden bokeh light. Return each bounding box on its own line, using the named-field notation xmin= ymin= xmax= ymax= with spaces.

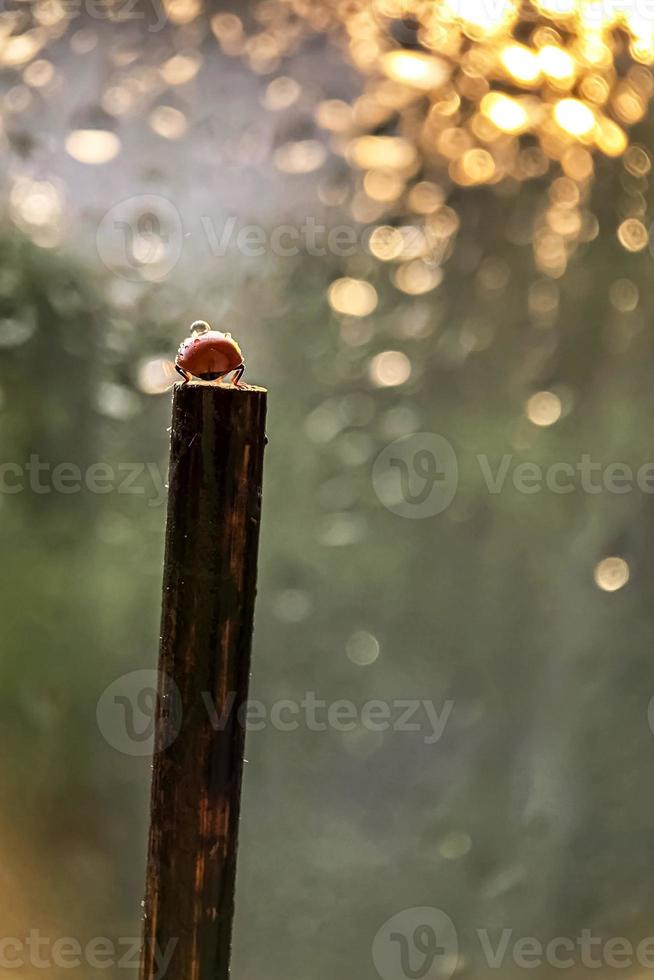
xmin=594 ymin=117 xmax=628 ymax=157
xmin=10 ymin=178 xmax=62 ymax=246
xmin=263 ymin=76 xmax=301 ymax=110
xmin=526 ymin=390 xmax=562 ymax=426
xmin=481 ymin=92 xmax=529 ymax=134
xmin=500 ymin=44 xmax=541 ymax=85
xmin=160 ymin=51 xmax=202 ymax=86
xmin=148 ymin=106 xmax=188 ymax=140
xmin=553 ymin=98 xmax=596 ymax=137
xmin=274 ymin=140 xmax=327 ymax=173
xmin=1 ymin=0 xmax=653 ymax=297
xmin=381 ymin=50 xmax=451 ymax=90
xmin=315 ymin=99 xmax=353 ymax=132
xmin=209 ymin=0 xmax=654 ymax=280
xmin=617 ymin=218 xmax=649 ymax=251
xmin=594 ymin=557 xmax=630 ymax=592
xmin=329 ymin=278 xmax=379 ymax=317
xmin=137 ymin=357 xmax=176 ymax=395
xmin=442 ymin=0 xmax=518 ymax=37
xmin=369 ymin=350 xmax=412 ymax=387
xmin=163 ymin=0 xmax=202 ymax=24
xmin=364 ymin=170 xmax=405 ymax=202
xmin=349 ymin=135 xmax=417 ymax=171
xmin=393 ymin=260 xmax=443 ymax=294
xmin=368 ymin=225 xmax=405 ymax=261
xmin=23 ymin=59 xmax=54 ymax=88
xmin=1 ymin=31 xmax=45 ymax=67
xmin=407 ymin=182 xmax=445 ymax=213
xmin=539 ymin=45 xmax=576 ymax=85
xmin=65 ymin=129 xmax=121 ymax=164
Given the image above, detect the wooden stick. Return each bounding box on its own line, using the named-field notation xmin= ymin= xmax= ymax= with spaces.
xmin=140 ymin=381 xmax=267 ymax=980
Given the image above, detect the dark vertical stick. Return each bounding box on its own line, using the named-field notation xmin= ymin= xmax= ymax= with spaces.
xmin=140 ymin=382 xmax=267 ymax=980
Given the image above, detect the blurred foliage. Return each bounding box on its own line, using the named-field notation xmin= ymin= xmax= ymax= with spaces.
xmin=3 ymin=144 xmax=654 ymax=980
xmin=3 ymin=2 xmax=654 ymax=980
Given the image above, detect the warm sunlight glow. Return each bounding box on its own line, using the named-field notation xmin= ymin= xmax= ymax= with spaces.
xmin=481 ymin=93 xmax=529 ymax=133
xmin=381 ymin=50 xmax=450 ymax=90
xmin=553 ymin=99 xmax=596 ymax=136
xmin=65 ymin=130 xmax=121 ymax=164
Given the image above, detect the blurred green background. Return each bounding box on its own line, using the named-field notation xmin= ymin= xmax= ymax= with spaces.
xmin=3 ymin=4 xmax=654 ymax=980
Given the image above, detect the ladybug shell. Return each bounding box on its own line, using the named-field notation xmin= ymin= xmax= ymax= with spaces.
xmin=176 ymin=331 xmax=243 ymax=379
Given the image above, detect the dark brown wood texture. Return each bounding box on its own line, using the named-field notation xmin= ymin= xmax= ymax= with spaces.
xmin=140 ymin=382 xmax=267 ymax=980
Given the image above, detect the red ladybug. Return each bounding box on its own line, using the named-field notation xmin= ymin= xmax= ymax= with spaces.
xmin=175 ymin=321 xmax=245 ymax=386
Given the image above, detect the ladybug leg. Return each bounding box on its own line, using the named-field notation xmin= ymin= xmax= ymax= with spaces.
xmin=231 ymin=364 xmax=245 ymax=388
xmin=175 ymin=364 xmax=191 ymax=384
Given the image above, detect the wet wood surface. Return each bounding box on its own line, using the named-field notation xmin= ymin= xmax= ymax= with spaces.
xmin=140 ymin=381 xmax=267 ymax=980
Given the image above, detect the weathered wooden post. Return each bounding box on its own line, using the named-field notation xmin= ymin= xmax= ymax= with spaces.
xmin=140 ymin=381 xmax=267 ymax=980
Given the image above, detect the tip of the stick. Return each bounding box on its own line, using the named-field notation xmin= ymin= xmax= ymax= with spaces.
xmin=175 ymin=381 xmax=267 ymax=394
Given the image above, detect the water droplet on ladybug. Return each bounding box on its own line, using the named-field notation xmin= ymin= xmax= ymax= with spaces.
xmin=190 ymin=319 xmax=211 ymax=337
